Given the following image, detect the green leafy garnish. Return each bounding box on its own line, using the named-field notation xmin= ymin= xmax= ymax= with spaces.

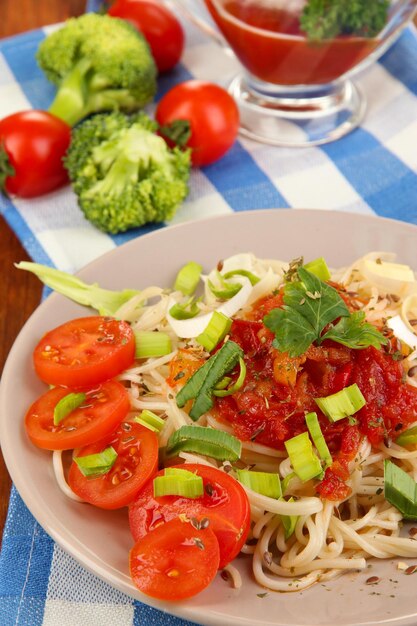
xmin=321 ymin=311 xmax=387 ymax=349
xmin=263 ymin=266 xmax=387 ymax=357
xmin=176 ymin=340 xmax=243 ymax=420
xmin=300 ymin=0 xmax=389 ymax=42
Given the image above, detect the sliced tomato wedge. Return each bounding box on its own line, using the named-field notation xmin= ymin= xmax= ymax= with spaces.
xmin=129 ymin=463 xmax=250 ymax=568
xmin=25 ymin=380 xmax=130 ymax=450
xmin=129 ymin=517 xmax=220 ymax=601
xmin=33 ymin=316 xmax=135 ymax=388
xmin=68 ymin=422 xmax=158 ymax=509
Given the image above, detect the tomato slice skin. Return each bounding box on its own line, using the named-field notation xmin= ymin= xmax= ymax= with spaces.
xmin=33 ymin=316 xmax=135 ymax=388
xmin=129 ymin=463 xmax=250 ymax=568
xmin=68 ymin=422 xmax=158 ymax=509
xmin=25 ymin=380 xmax=130 ymax=450
xmin=129 ymin=517 xmax=220 ymax=600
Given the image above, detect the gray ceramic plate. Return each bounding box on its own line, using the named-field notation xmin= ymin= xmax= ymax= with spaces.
xmin=2 ymin=209 xmax=417 ymax=626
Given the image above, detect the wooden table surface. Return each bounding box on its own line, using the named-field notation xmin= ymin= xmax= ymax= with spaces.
xmin=0 ymin=0 xmax=85 ymax=546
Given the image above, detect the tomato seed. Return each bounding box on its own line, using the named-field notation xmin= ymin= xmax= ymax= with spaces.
xmin=166 ymin=568 xmax=180 ymax=578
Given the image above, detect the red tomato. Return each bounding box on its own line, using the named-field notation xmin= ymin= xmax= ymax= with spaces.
xmin=129 ymin=517 xmax=220 ymax=600
xmin=68 ymin=422 xmax=158 ymax=509
xmin=108 ymin=0 xmax=184 ymax=72
xmin=33 ymin=316 xmax=135 ymax=388
xmin=0 ymin=110 xmax=70 ymax=198
xmin=129 ymin=463 xmax=250 ymax=568
xmin=156 ymin=81 xmax=240 ymax=166
xmin=24 ymin=380 xmax=130 ymax=450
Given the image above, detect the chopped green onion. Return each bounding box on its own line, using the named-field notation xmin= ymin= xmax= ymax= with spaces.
xmin=134 ymin=330 xmax=172 ymax=359
xmin=304 ymin=257 xmax=331 ymax=282
xmin=53 ymin=392 xmax=86 ymax=425
xmin=153 ymin=472 xmax=203 ymax=499
xmin=305 ymin=412 xmax=332 ymax=467
xmin=208 ymin=271 xmax=242 ymax=300
xmin=174 ymin=261 xmax=202 ymax=296
xmin=236 ymin=469 xmax=282 ymax=499
xmin=74 ymin=446 xmax=117 ymax=478
xmin=213 ymin=357 xmax=246 ymax=397
xmin=134 ymin=410 xmax=165 ymax=433
xmin=176 ymin=340 xmax=243 ymax=420
xmin=166 ymin=425 xmax=242 ymax=461
xmin=164 ymin=467 xmax=198 ymax=479
xmin=196 ymin=311 xmax=232 ymax=352
xmin=284 ymin=432 xmax=322 ymax=483
xmin=384 ymin=459 xmax=417 ymax=520
xmin=281 ymin=472 xmax=297 ymax=494
xmin=223 ymin=269 xmax=260 ymax=285
xmin=214 ymin=376 xmax=232 ymax=390
xmin=315 ymin=383 xmax=366 ymax=423
xmin=15 ymin=262 xmax=140 ymax=316
xmin=280 ymin=498 xmax=298 ymax=540
xmin=169 ymin=297 xmax=200 ymax=320
xmin=395 ymin=426 xmax=417 ymax=447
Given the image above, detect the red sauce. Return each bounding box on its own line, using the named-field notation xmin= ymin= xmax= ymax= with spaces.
xmin=214 ymin=292 xmax=417 ymax=500
xmin=205 ymin=0 xmax=380 ymax=85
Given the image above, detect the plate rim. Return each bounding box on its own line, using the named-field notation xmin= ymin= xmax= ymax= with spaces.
xmin=3 ymin=208 xmax=417 ymax=626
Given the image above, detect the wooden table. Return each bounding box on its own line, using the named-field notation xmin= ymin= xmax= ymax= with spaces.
xmin=0 ymin=0 xmax=85 ymax=546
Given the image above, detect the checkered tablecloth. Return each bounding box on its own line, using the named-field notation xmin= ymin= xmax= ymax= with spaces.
xmin=1 ymin=2 xmax=417 ymax=625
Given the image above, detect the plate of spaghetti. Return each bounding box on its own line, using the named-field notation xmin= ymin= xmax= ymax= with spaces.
xmin=3 ymin=209 xmax=417 ymax=626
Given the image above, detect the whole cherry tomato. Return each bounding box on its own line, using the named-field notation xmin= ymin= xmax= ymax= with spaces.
xmin=156 ymin=81 xmax=240 ymax=166
xmin=108 ymin=0 xmax=184 ymax=73
xmin=0 ymin=110 xmax=71 ymax=198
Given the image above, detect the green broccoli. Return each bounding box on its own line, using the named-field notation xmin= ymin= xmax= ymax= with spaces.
xmin=37 ymin=13 xmax=157 ymax=127
xmin=64 ymin=112 xmax=191 ymax=234
xmin=300 ymin=0 xmax=389 ymax=41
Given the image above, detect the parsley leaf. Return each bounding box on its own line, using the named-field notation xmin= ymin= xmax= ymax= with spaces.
xmin=263 ymin=266 xmax=387 ymax=357
xmin=264 ymin=267 xmax=349 ymax=357
xmin=321 ymin=311 xmax=388 ymax=349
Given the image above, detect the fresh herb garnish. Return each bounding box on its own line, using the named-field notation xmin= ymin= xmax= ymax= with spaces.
xmin=263 ymin=266 xmax=387 ymax=357
xmin=300 ymin=0 xmax=389 ymax=42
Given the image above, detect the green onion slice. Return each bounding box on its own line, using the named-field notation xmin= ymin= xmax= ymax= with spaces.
xmin=223 ymin=269 xmax=260 ymax=286
xmin=134 ymin=330 xmax=172 ymax=359
xmin=315 ymin=383 xmax=366 ymax=423
xmin=74 ymin=446 xmax=117 ymax=478
xmin=208 ymin=271 xmax=242 ymax=300
xmin=135 ymin=410 xmax=165 ymax=433
xmin=53 ymin=392 xmax=86 ymax=426
xmin=305 ymin=412 xmax=332 ymax=467
xmin=280 ymin=498 xmax=298 ymax=540
xmin=304 ymin=257 xmax=331 ymax=282
xmin=176 ymin=340 xmax=243 ymax=421
xmin=174 ymin=261 xmax=202 ymax=296
xmin=384 ymin=459 xmax=417 ymax=520
xmin=169 ymin=297 xmax=200 ymax=320
xmin=196 ymin=311 xmax=232 ymax=352
xmin=236 ymin=469 xmax=282 ymax=499
xmin=166 ymin=425 xmax=242 ymax=461
xmin=395 ymin=425 xmax=417 ymax=447
xmin=153 ymin=472 xmax=203 ymax=499
xmin=284 ymin=432 xmax=322 ymax=483
xmin=281 ymin=472 xmax=297 ymax=494
xmin=213 ymin=357 xmax=246 ymax=397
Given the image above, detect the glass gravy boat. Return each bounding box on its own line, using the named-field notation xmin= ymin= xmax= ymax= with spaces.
xmin=175 ymin=0 xmax=417 ymax=147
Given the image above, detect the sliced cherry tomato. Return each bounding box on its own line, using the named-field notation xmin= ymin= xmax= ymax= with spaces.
xmin=68 ymin=422 xmax=158 ymax=509
xmin=0 ymin=110 xmax=70 ymax=198
xmin=129 ymin=463 xmax=250 ymax=568
xmin=33 ymin=316 xmax=135 ymax=388
xmin=156 ymin=80 xmax=240 ymax=167
xmin=129 ymin=517 xmax=220 ymax=600
xmin=108 ymin=0 xmax=184 ymax=72
xmin=25 ymin=380 xmax=130 ymax=450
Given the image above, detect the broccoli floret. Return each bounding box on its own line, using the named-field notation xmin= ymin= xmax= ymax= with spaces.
xmin=300 ymin=0 xmax=389 ymax=41
xmin=65 ymin=112 xmax=191 ymax=234
xmin=37 ymin=14 xmax=157 ymax=127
